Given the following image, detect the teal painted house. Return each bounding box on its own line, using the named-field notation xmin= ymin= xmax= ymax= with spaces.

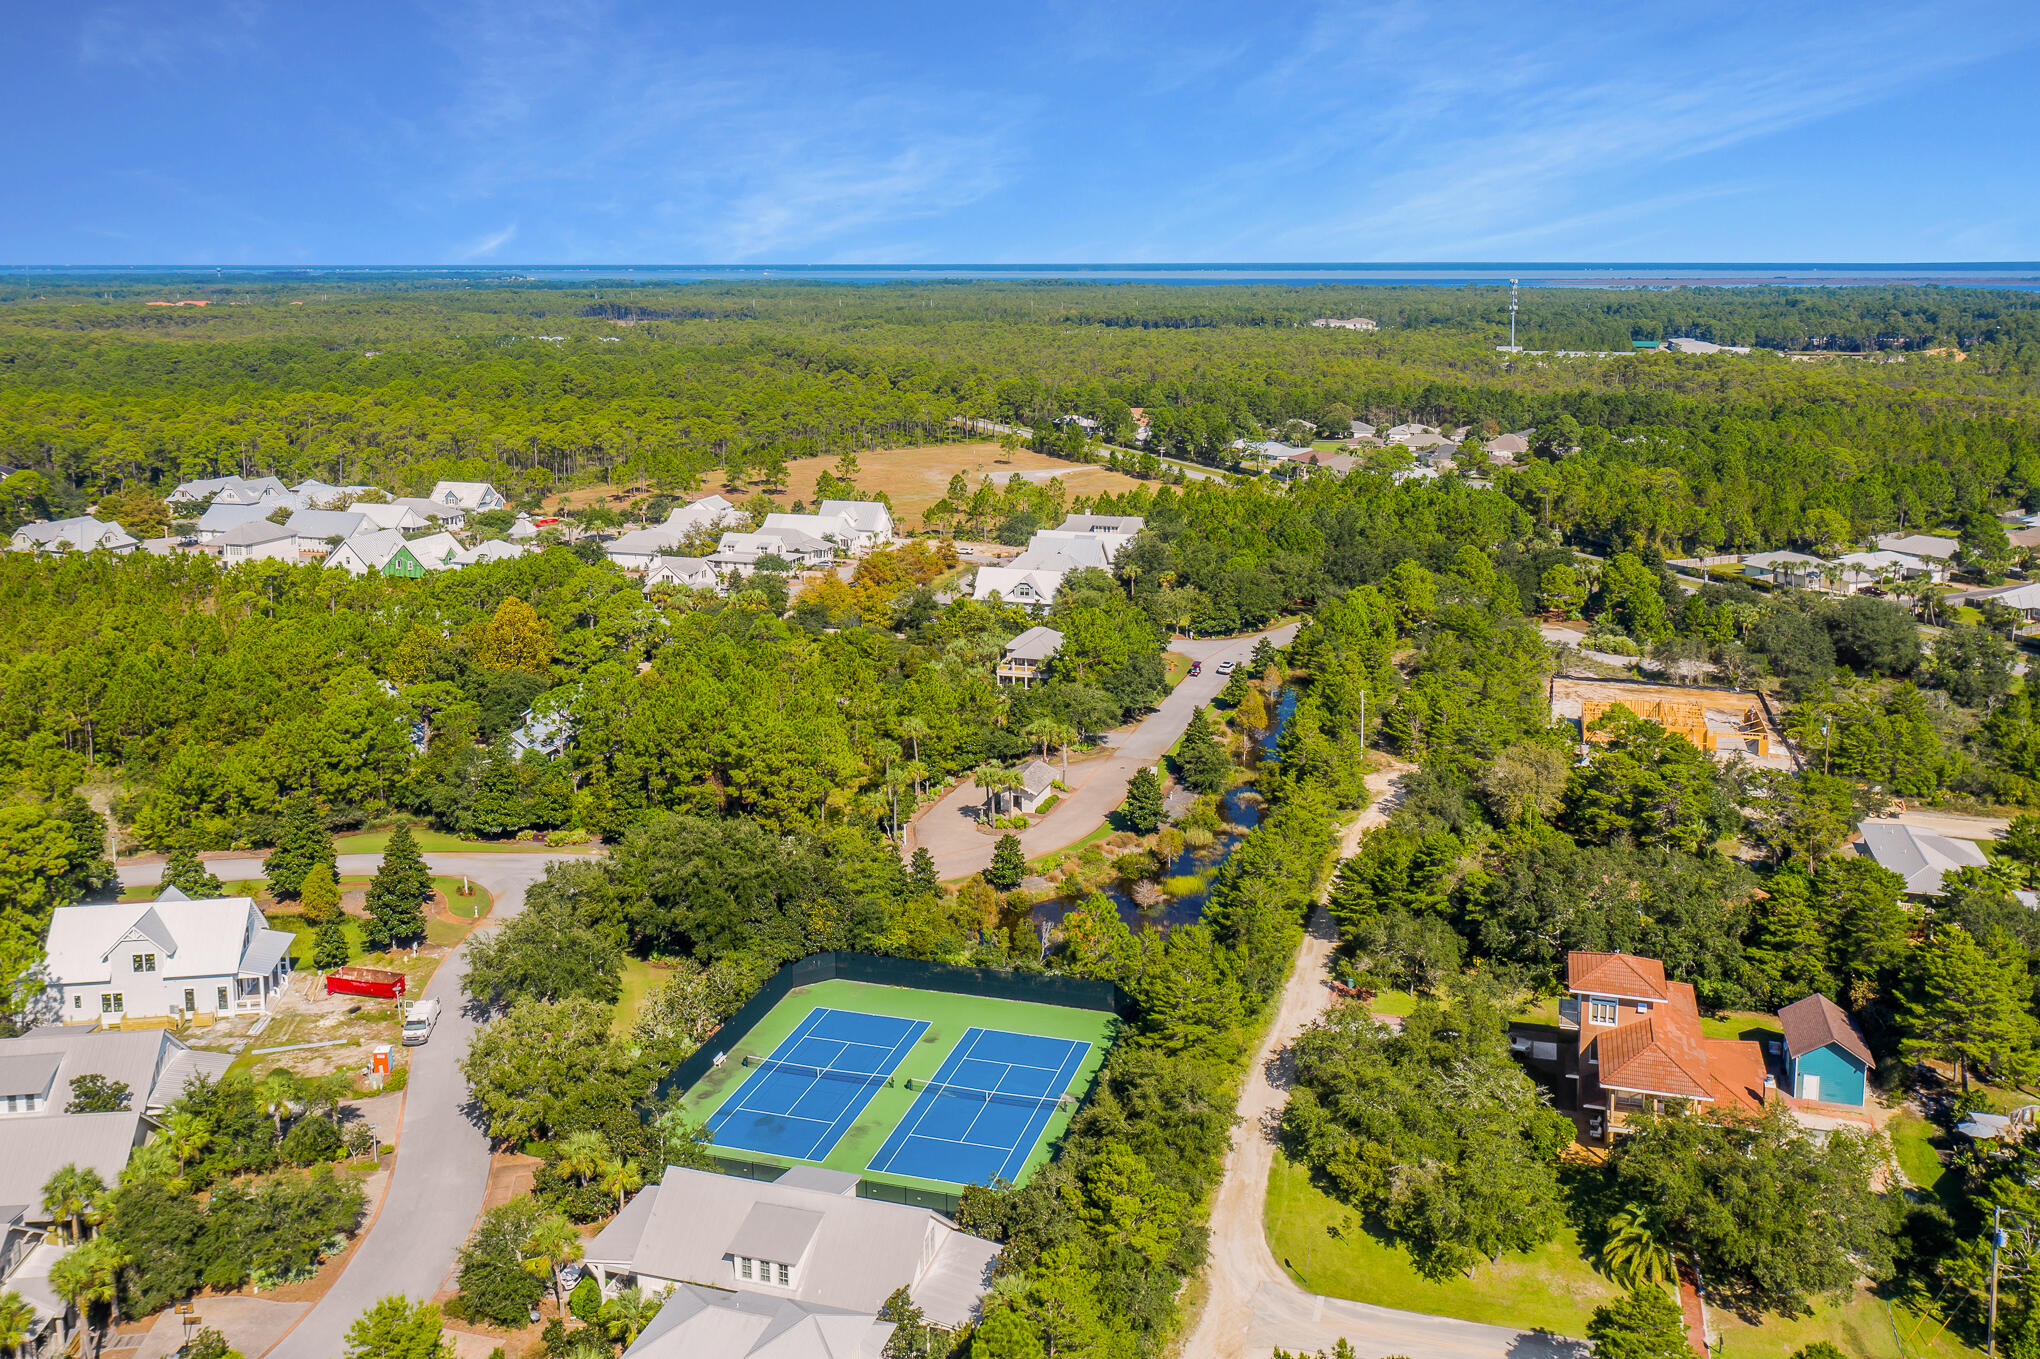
xmin=1778 ymin=993 xmax=1874 ymax=1107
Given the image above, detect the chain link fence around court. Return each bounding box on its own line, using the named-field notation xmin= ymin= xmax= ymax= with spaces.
xmin=653 ymin=952 xmax=1131 ymax=1215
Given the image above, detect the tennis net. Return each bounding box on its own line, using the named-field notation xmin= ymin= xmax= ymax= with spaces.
xmin=902 ymin=1078 xmax=1072 ymax=1113
xmin=742 ymin=1054 xmax=893 ymax=1087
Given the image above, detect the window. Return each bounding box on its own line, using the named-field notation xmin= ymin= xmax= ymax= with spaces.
xmin=776 ymin=1262 xmax=789 ymax=1286
xmin=184 ymin=989 xmax=196 ymax=1012
xmin=102 ymin=993 xmax=123 ymax=1013
xmin=132 ymin=953 xmax=156 ymax=973
xmin=72 ymin=995 xmax=81 ymax=1010
xmin=1588 ymin=998 xmax=1618 ymax=1026
xmin=740 ymin=1258 xmax=753 ymax=1280
xmin=217 ymin=987 xmax=229 ymax=1011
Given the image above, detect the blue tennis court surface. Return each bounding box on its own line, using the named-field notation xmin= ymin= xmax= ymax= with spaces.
xmin=705 ymin=1008 xmax=928 ymax=1162
xmin=866 ymin=1027 xmax=1090 ymax=1186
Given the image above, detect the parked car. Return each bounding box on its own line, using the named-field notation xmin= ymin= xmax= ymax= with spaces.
xmin=401 ymin=997 xmax=441 ymax=1046
xmin=1188 ymin=661 xmax=1202 ymax=676
xmin=1216 ymin=660 xmax=1237 ymax=675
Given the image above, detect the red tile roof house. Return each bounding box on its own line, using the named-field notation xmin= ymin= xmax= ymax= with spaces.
xmin=1562 ymin=951 xmax=1771 ymax=1146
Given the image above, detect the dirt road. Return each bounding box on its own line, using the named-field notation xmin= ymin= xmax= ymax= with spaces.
xmin=1179 ymin=761 xmax=1588 ymax=1359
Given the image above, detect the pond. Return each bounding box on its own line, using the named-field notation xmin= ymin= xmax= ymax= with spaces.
xmin=1034 ymin=686 xmax=1299 ymax=935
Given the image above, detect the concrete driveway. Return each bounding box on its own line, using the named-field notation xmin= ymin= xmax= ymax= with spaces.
xmin=912 ymin=624 xmax=1297 ymax=877
xmin=114 ymin=849 xmax=588 ymax=1359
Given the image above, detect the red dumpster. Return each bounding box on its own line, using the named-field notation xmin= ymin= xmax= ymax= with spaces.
xmin=325 ymin=966 xmax=407 ymax=1000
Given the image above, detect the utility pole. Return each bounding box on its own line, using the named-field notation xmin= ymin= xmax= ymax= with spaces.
xmin=1992 ymin=1204 xmax=2007 ymax=1358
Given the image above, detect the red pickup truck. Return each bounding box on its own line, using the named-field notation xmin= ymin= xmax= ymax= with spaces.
xmin=325 ymin=966 xmax=407 ymax=1000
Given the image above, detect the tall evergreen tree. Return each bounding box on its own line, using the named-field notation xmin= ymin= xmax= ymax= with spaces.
xmin=364 ymin=831 xmax=430 ymax=953
xmin=1174 ymin=706 xmax=1231 ymax=795
xmin=985 ymin=835 xmax=1027 ymax=891
xmin=263 ymin=793 xmax=333 ymax=900
xmin=298 ymin=863 xmax=341 ymax=925
xmin=1902 ymin=925 xmax=2040 ymax=1090
xmin=1586 ymin=1286 xmax=1690 ymax=1359
xmin=1121 ymin=767 xmax=1165 ymax=835
xmin=312 ymin=919 xmax=351 ymax=970
xmin=908 ymin=847 xmax=939 ymax=896
xmin=162 ymin=846 xmax=225 ymax=899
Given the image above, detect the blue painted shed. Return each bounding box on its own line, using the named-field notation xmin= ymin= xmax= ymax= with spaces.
xmin=1778 ymin=992 xmax=1874 ymax=1107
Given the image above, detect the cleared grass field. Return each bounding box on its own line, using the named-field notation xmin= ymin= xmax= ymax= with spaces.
xmin=675 ymin=978 xmax=1116 ymax=1194
xmin=553 ymin=442 xmax=1149 ymax=527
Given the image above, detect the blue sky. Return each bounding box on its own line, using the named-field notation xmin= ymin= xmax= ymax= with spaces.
xmin=7 ymin=1 xmax=2039 ymax=265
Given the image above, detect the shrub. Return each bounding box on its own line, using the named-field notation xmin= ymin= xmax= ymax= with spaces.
xmin=281 ymin=1116 xmax=346 ymax=1164
xmin=569 ymin=1273 xmax=602 ymax=1324
xmin=456 ymin=1200 xmax=547 ymax=1327
xmin=545 ymin=829 xmax=593 ymax=846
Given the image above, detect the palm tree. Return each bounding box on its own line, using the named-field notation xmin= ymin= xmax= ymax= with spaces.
xmin=1600 ymin=1202 xmax=1674 ymax=1289
xmin=0 ymin=1288 xmax=36 ymax=1357
xmin=40 ymin=1165 xmax=106 ymax=1246
xmin=1043 ymin=721 xmax=1079 ymax=784
xmin=601 ymin=1287 xmax=665 ymax=1348
xmin=898 ymin=716 xmax=929 ymax=765
xmin=50 ymin=1236 xmax=128 ymax=1357
xmin=553 ymin=1131 xmax=609 ymax=1189
xmin=1022 ymin=718 xmax=1058 ymax=760
xmin=597 ymin=1154 xmax=643 ymax=1214
xmin=901 ymin=759 xmax=931 ymax=802
xmin=163 ymin=1112 xmax=213 ymax=1171
xmin=258 ymin=1069 xmax=301 ymax=1138
xmin=521 ymin=1212 xmax=585 ymax=1312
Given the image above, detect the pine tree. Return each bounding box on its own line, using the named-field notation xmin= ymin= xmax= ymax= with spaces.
xmin=299 ymin=863 xmax=341 ymax=925
xmin=1744 ymin=872 xmax=1835 ymax=1007
xmin=312 ymin=919 xmax=351 ymax=970
xmin=1249 ymin=638 xmax=1277 ymax=673
xmin=1174 ymin=706 xmax=1231 ymax=795
xmin=263 ymin=793 xmax=334 ymax=900
xmin=1902 ymin=925 xmax=2040 ymax=1090
xmin=163 ymin=846 xmax=225 ymax=899
xmin=1121 ymin=767 xmax=1165 ymax=834
xmin=909 ymin=847 xmax=939 ymax=896
xmin=985 ymin=835 xmax=1027 ymax=890
xmin=364 ymin=826 xmax=432 ymax=951
xmin=1219 ymin=668 xmax=1251 ymax=707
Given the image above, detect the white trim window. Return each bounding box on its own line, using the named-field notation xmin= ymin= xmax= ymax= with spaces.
xmin=1588 ymin=998 xmax=1618 ymax=1026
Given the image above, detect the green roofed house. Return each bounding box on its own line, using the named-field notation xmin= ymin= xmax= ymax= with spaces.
xmin=1778 ymin=992 xmax=1874 ymax=1108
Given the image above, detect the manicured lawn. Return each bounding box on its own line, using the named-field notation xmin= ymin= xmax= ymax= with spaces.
xmin=1699 ymin=1010 xmax=1784 ymax=1042
xmin=614 ymin=957 xmax=670 ymax=1035
xmin=270 ymin=915 xmax=368 ymax=967
xmin=1264 ymin=1152 xmax=1619 ymax=1336
xmin=434 ymin=875 xmax=491 ymax=920
xmin=1163 ymin=652 xmax=1195 ymax=688
xmin=1715 ymin=1291 xmax=1982 ymax=1359
xmin=1887 ymin=1110 xmax=1947 ymax=1191
xmin=1362 ymin=988 xmax=1420 ymax=1017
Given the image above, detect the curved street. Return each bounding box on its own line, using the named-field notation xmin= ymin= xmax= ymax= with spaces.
xmin=911 ymin=624 xmax=1299 ymax=877
xmin=1179 ymin=763 xmax=1587 ymax=1359
xmin=114 ymin=850 xmax=586 ymax=1359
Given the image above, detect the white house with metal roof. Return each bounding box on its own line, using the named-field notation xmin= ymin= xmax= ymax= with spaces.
xmin=0 ymin=1027 xmax=232 ymax=1119
xmin=619 ymin=1283 xmax=892 ymax=1359
xmin=584 ymin=1165 xmax=999 ymax=1331
xmin=1854 ymin=821 xmax=1992 ymax=897
xmin=9 ymin=516 xmax=140 ymax=556
xmin=426 ymin=480 xmax=507 ymax=511
xmin=213 ymin=519 xmax=299 ymax=563
xmin=41 ymin=887 xmax=296 ymax=1025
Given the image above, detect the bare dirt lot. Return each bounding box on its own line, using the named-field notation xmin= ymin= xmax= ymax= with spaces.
xmin=555 ymin=441 xmax=1149 ymax=527
xmin=1550 ymin=675 xmax=1796 ymax=770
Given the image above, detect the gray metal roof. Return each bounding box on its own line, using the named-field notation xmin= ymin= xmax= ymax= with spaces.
xmin=0 ymin=1053 xmax=62 ymax=1099
xmin=1002 ymin=626 xmax=1064 ymax=663
xmin=728 ymin=1203 xmax=824 ymax=1263
xmin=621 ymin=1282 xmax=891 ymax=1359
xmin=1855 ymin=821 xmax=1988 ymax=895
xmin=239 ymin=929 xmax=295 ymax=978
xmin=0 ymin=1112 xmax=143 ymax=1211
xmin=213 ymin=519 xmax=295 ymax=547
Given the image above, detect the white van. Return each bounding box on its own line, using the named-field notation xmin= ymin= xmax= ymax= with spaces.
xmin=401 ymin=998 xmax=441 ymax=1046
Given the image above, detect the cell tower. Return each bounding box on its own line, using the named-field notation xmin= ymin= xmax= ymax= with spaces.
xmin=1509 ymin=278 xmax=1519 ymax=351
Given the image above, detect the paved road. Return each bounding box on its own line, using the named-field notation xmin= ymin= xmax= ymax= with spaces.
xmin=116 ymin=850 xmax=587 ymax=1359
xmin=1180 ymin=763 xmax=1587 ymax=1359
xmin=911 ymin=625 xmax=1298 ymax=877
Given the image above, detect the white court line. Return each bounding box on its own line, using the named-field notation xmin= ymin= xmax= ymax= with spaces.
xmin=996 ymin=1040 xmax=1089 ymax=1182
xmin=810 ymin=1019 xmax=927 ymax=1159
xmin=871 ymin=1027 xmax=991 ymax=1175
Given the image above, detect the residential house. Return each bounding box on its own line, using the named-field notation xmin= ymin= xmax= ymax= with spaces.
xmin=403 ymin=531 xmax=466 ymax=571
xmin=324 ymin=529 xmax=418 ymax=577
xmin=283 ymin=509 xmax=372 ymax=556
xmin=970 ymin=566 xmax=1065 ymax=611
xmin=41 ymin=887 xmax=296 ymax=1025
xmin=350 ymin=501 xmax=431 ymax=534
xmin=9 ymin=516 xmax=140 ymax=556
xmin=1054 ymin=414 xmax=1100 ymax=434
xmin=1740 ymin=550 xmax=1829 ymax=590
xmin=1348 ymin=421 xmax=1378 ymax=438
xmin=814 ymin=500 xmax=896 ymax=551
xmin=714 ymin=529 xmax=836 ymax=570
xmin=166 ymin=475 xmax=290 ymax=507
xmin=1486 ymin=433 xmax=1532 ymax=457
xmin=1854 ymin=821 xmax=1993 ymax=896
xmin=1988 ymin=580 xmax=2040 ymax=627
xmin=0 ymin=1026 xmax=233 ymax=1119
xmin=427 ymin=480 xmax=507 ymax=512
xmin=1056 ymin=514 xmax=1145 ymax=536
xmin=508 ymin=513 xmax=540 ymax=540
xmin=1662 ymin=337 xmax=1753 ymax=355
xmin=1777 ymin=993 xmax=1874 ymax=1108
xmin=758 ymin=507 xmax=881 ymax=557
xmin=605 ymin=526 xmax=689 ymax=573
xmin=392 ymin=498 xmax=469 ymax=531
xmin=1288 ymin=450 xmax=1360 ymax=477
xmin=1009 ymin=531 xmax=1123 ymax=573
xmin=1875 ymin=533 xmax=1960 ymax=564
xmin=213 ymin=520 xmax=299 ymax=563
xmin=1382 ymin=423 xmax=1446 ymax=449
xmin=192 ymin=501 xmax=279 ymax=542
xmin=997 ymin=626 xmax=1063 ymax=686
xmin=454 ymin=540 xmax=528 ymax=568
xmin=1561 ymin=950 xmax=1769 ymax=1144
xmin=583 ymin=1164 xmax=999 ymax=1331
xmin=617 ymin=1284 xmax=892 ymax=1359
xmin=663 ymin=495 xmax=742 ymax=538
xmin=509 ymin=707 xmax=570 ymax=758
xmin=644 ymin=556 xmax=717 ymax=592
xmin=1834 ymin=550 xmax=1937 ymax=591
xmin=1309 ymin=317 xmax=1378 ymax=331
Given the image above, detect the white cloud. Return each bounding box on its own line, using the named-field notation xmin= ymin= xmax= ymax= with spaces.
xmin=456 ymin=223 xmax=520 ymax=261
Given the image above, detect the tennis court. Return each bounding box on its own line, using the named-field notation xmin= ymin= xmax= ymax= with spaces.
xmin=866 ymin=1027 xmax=1091 ymax=1186
xmin=703 ymin=1007 xmax=928 ymax=1163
